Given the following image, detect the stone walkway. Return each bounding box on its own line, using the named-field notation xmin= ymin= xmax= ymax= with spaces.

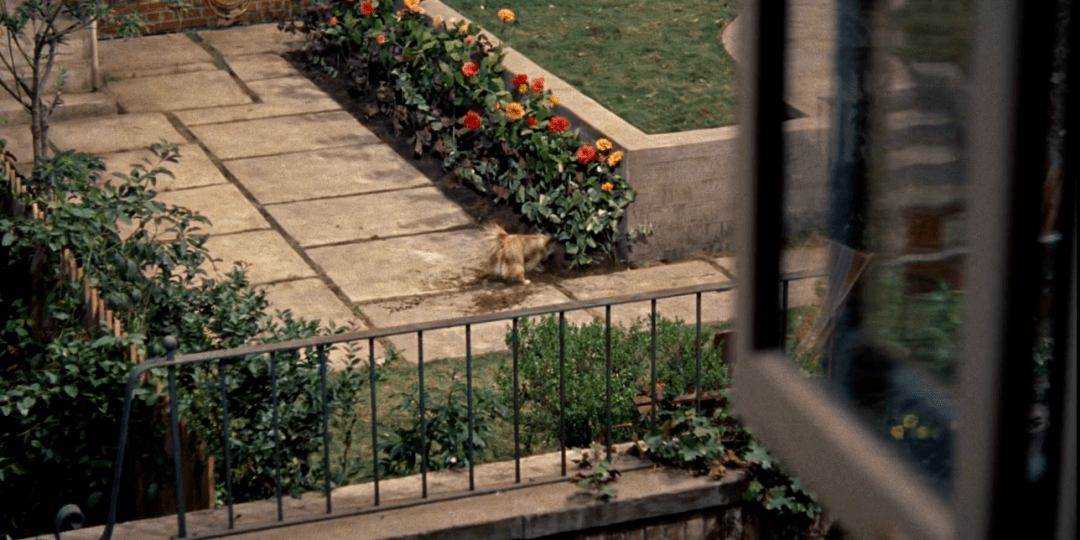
xmin=0 ymin=24 xmax=828 ymax=367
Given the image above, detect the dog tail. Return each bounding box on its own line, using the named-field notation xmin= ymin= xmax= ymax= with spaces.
xmin=483 ymin=222 xmax=508 ymax=242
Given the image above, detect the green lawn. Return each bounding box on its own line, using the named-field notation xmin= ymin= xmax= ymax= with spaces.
xmin=440 ymin=0 xmax=738 ymax=134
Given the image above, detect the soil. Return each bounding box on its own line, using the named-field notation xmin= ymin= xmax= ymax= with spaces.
xmin=282 ymin=51 xmax=645 ymax=288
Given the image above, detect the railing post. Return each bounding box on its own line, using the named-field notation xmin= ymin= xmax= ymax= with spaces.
xmin=418 ymin=331 xmax=427 ymax=498
xmin=466 ymin=324 xmax=475 ymax=491
xmin=270 ymin=353 xmax=283 ymax=521
xmin=319 ymin=345 xmax=332 ymax=514
xmin=369 ymin=338 xmax=380 ymax=506
xmin=165 ymin=336 xmax=187 ymax=538
xmin=219 ymin=361 xmax=235 ymax=529
xmin=512 ymin=318 xmax=521 ymax=484
xmin=605 ymin=305 xmax=612 ymax=462
xmin=559 ymin=312 xmax=567 ymax=477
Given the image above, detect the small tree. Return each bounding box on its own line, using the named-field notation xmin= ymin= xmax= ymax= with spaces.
xmin=0 ymin=0 xmax=166 ymax=165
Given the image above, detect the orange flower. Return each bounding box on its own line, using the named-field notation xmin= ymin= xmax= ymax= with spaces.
xmin=601 ymin=182 xmax=614 ymax=193
xmin=607 ymin=151 xmax=624 ymax=167
xmin=360 ymin=1 xmax=373 ymax=14
xmin=595 ymin=138 xmax=612 ymax=152
xmin=462 ymin=62 xmax=479 ymax=77
xmin=549 ymin=95 xmax=559 ymax=108
xmin=376 ymin=35 xmax=386 ymax=44
xmin=409 ymin=4 xmax=424 ymax=14
xmin=403 ymin=0 xmax=419 ymax=7
xmin=459 ymin=23 xmax=469 ymax=33
xmin=329 ymin=16 xmax=338 ymax=25
xmin=463 ymin=111 xmax=482 ymax=130
xmin=531 ymin=77 xmax=544 ymax=93
xmin=465 ymin=36 xmax=474 ymax=43
xmin=506 ymin=102 xmax=525 ymax=120
xmin=518 ymin=84 xmax=527 ymax=94
xmin=497 ymin=8 xmax=515 ymax=22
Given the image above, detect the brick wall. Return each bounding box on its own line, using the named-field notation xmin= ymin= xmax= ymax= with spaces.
xmin=99 ymin=0 xmax=306 ymax=35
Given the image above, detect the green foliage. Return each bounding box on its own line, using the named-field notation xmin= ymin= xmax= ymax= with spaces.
xmin=739 ymin=439 xmax=822 ymax=520
xmin=571 ymin=442 xmax=619 ymax=500
xmin=498 ymin=314 xmax=728 ymax=451
xmin=643 ymin=407 xmax=727 ymax=470
xmin=0 ymin=144 xmax=366 ymax=536
xmin=873 ymin=272 xmax=962 ymax=383
xmin=291 ymin=0 xmax=648 ymax=266
xmin=379 ymin=372 xmax=508 ymax=476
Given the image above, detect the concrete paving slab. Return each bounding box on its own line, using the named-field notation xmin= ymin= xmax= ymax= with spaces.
xmin=202 ymin=229 xmax=316 ymax=285
xmin=223 ymin=144 xmax=431 ymax=205
xmin=714 ymin=249 xmax=828 ymax=310
xmin=560 ymin=261 xmax=735 ymax=327
xmin=173 ymin=76 xmax=342 ymax=125
xmin=153 ymin=183 xmax=271 ymax=235
xmin=98 ymin=34 xmax=216 ymax=79
xmin=108 ymin=70 xmax=252 ymax=112
xmin=267 ymin=186 xmax=475 ymax=247
xmin=98 ymin=144 xmax=228 ymax=192
xmin=197 ymin=23 xmax=303 ymax=57
xmin=364 ymin=285 xmax=592 ymax=363
xmin=49 ymin=112 xmax=187 ymax=155
xmin=257 ymin=277 xmax=373 ymax=370
xmin=227 ymin=53 xmax=302 ymax=80
xmin=310 ymin=229 xmax=487 ymax=304
xmin=188 ymin=111 xmax=379 ymax=160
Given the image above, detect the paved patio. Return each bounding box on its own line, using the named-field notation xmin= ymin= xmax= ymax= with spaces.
xmin=0 ymin=22 xmax=830 ymax=367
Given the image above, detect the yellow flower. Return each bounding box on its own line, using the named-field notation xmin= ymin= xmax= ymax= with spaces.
xmin=607 ymin=151 xmax=624 ymax=167
xmin=595 ymin=138 xmax=612 ymax=152
xmin=460 ymin=23 xmax=469 ymax=33
xmin=506 ymin=102 xmax=525 ymax=120
xmin=403 ymin=0 xmax=419 ymax=7
xmin=902 ymin=414 xmax=919 ymax=429
xmin=915 ymin=426 xmax=930 ymax=439
xmin=518 ymin=84 xmax=528 ymax=94
xmin=890 ymin=425 xmax=904 ymax=440
xmin=497 ymin=8 xmax=515 ymax=22
xmin=601 ymin=182 xmax=614 ymax=193
xmin=549 ymin=95 xmax=559 ymax=108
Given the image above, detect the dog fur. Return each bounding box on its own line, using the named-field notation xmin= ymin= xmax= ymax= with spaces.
xmin=484 ymin=223 xmax=554 ymax=285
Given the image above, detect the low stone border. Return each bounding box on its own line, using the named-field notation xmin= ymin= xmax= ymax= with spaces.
xmin=421 ymin=0 xmax=831 ymax=263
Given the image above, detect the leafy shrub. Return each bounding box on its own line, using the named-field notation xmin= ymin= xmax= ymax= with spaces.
xmin=289 ymin=0 xmax=648 ymax=266
xmin=0 ymin=144 xmax=367 ymax=535
xmin=379 ymin=372 xmax=507 ymax=476
xmin=497 ymin=314 xmax=728 ymax=451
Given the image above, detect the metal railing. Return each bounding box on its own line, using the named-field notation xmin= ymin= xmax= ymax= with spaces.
xmin=53 ymin=271 xmax=823 ymax=540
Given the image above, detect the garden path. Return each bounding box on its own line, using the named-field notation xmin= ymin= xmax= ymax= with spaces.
xmin=0 ymin=23 xmax=829 ymax=367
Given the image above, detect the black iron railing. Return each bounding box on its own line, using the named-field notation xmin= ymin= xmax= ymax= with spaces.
xmin=53 ymin=272 xmax=823 ymax=540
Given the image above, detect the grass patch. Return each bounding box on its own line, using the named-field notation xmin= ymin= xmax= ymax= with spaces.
xmin=440 ymin=0 xmax=738 ymax=134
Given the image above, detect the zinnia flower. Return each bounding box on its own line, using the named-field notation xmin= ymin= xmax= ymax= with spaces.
xmin=360 ymin=1 xmax=373 ymax=14
xmin=548 ymin=116 xmax=570 ymax=133
xmin=465 ymin=36 xmax=474 ymax=43
xmin=549 ymin=95 xmax=559 ymax=108
xmin=531 ymin=77 xmax=544 ymax=93
xmin=902 ymin=414 xmax=919 ymax=429
xmin=329 ymin=16 xmax=338 ymax=25
xmin=890 ymin=425 xmax=905 ymax=440
xmin=462 ymin=62 xmax=479 ymax=77
xmin=607 ymin=150 xmax=624 ymax=167
xmin=462 ymin=111 xmax=482 ymax=130
xmin=595 ymin=138 xmax=612 ymax=152
xmin=506 ymin=102 xmax=525 ymax=120
xmin=459 ymin=23 xmax=469 ymax=33
xmin=527 ymin=116 xmax=537 ymax=126
xmin=403 ymin=0 xmax=419 ymax=7
xmin=497 ymin=8 xmax=515 ymax=22
xmin=576 ymin=144 xmax=597 ymax=164
xmin=518 ymin=84 xmax=527 ymax=94
xmin=512 ymin=74 xmax=528 ymax=87
xmin=376 ymin=35 xmax=386 ymax=44
xmin=601 ymin=181 xmax=614 ymax=193
xmin=409 ymin=4 xmax=424 ymax=14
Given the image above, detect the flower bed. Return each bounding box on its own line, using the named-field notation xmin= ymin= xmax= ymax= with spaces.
xmin=291 ymin=0 xmax=648 ymax=267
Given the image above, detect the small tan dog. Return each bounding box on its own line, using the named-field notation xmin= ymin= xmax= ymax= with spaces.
xmin=484 ymin=223 xmax=554 ymax=285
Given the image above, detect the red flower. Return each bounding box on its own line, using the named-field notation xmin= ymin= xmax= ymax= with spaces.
xmin=548 ymin=116 xmax=570 ymax=133
xmin=462 ymin=62 xmax=479 ymax=77
xmin=463 ymin=111 xmax=482 ymax=130
xmin=360 ymin=1 xmax=373 ymax=14
xmin=527 ymin=116 xmax=537 ymax=127
xmin=376 ymin=35 xmax=385 ymax=44
xmin=465 ymin=36 xmax=474 ymax=44
xmin=512 ymin=74 xmax=528 ymax=87
xmin=329 ymin=16 xmax=338 ymax=25
xmin=576 ymin=144 xmax=597 ymax=164
xmin=531 ymin=77 xmax=544 ymax=93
